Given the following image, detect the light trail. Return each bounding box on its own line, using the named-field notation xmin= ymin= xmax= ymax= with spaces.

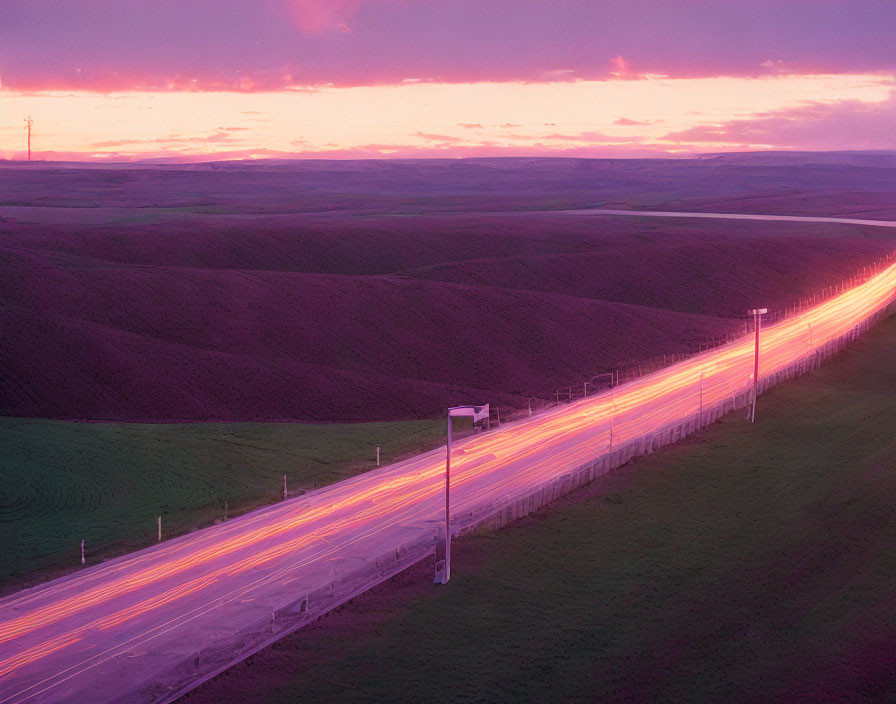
xmin=1 ymin=214 xmax=894 ymax=703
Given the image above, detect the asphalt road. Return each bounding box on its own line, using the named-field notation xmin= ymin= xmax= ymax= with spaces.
xmin=554 ymin=208 xmax=896 ymax=229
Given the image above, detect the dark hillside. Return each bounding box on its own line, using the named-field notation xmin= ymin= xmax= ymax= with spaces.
xmin=2 ymin=158 xmax=893 ymax=421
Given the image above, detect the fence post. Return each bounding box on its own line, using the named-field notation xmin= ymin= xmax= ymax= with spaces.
xmin=81 ymin=539 xmax=85 ymax=565
xmin=157 ymin=515 xmax=161 ymax=542
xmin=376 ymin=445 xmax=381 ymax=467
xmin=283 ymin=474 xmax=287 ymax=500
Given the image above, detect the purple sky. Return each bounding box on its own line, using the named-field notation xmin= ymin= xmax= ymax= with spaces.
xmin=1 ymin=1 xmax=895 ymax=159
xmin=2 ymin=0 xmax=895 ymax=91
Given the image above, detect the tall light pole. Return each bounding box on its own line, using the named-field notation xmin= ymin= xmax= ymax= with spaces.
xmin=24 ymin=117 xmax=33 ymax=162
xmin=435 ymin=404 xmax=488 ymax=584
xmin=748 ymin=308 xmax=767 ymax=423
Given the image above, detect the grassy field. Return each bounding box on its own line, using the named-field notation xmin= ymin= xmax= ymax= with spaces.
xmin=183 ymin=316 xmax=896 ymax=704
xmin=0 ymin=417 xmax=453 ymax=590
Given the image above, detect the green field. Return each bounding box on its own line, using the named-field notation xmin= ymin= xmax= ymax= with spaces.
xmin=0 ymin=417 xmax=453 ymax=589
xmin=183 ymin=316 xmax=896 ymax=704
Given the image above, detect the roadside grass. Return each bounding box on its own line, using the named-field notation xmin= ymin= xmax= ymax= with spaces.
xmin=0 ymin=417 xmax=455 ymax=591
xmin=183 ymin=316 xmax=896 ymax=704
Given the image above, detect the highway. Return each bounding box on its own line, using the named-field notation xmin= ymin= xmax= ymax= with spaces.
xmin=1 ymin=212 xmax=895 ymax=703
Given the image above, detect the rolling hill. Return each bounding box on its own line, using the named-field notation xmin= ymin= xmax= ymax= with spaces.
xmin=2 ymin=157 xmax=894 ymax=421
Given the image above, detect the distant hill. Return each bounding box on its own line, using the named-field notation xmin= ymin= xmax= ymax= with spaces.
xmin=2 ymin=159 xmax=894 ymax=422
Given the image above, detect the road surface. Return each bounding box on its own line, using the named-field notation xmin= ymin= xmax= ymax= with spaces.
xmin=1 ymin=212 xmax=895 ymax=703
xmin=552 ymin=208 xmax=896 ymax=229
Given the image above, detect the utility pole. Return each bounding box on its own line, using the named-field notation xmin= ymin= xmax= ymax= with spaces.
xmin=748 ymin=308 xmax=767 ymax=423
xmin=25 ymin=117 xmax=33 ymax=162
xmin=436 ymin=404 xmax=488 ymax=584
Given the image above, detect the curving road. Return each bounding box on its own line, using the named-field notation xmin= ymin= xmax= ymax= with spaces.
xmin=552 ymin=208 xmax=896 ymax=229
xmin=1 ymin=212 xmax=895 ymax=703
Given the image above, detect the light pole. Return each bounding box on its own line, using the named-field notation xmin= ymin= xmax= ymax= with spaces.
xmin=435 ymin=404 xmax=489 ymax=584
xmin=748 ymin=308 xmax=767 ymax=423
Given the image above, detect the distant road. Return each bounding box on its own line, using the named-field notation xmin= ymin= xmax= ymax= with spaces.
xmin=553 ymin=208 xmax=896 ymax=229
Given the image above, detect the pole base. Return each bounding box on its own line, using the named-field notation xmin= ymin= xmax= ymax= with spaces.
xmin=434 ymin=559 xmax=450 ymax=584
xmin=434 ymin=535 xmax=451 ymax=584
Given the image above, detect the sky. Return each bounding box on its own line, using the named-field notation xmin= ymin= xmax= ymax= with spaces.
xmin=1 ymin=0 xmax=895 ymax=161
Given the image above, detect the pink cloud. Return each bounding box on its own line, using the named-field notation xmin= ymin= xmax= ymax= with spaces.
xmin=614 ymin=117 xmax=650 ymax=126
xmin=2 ymin=2 xmax=895 ymax=93
xmin=90 ymin=130 xmax=244 ymax=149
xmin=609 ymin=54 xmax=635 ymax=79
xmin=286 ymin=0 xmax=363 ymax=33
xmin=543 ymin=130 xmax=642 ymax=143
xmin=414 ymin=132 xmax=463 ymax=143
xmin=662 ymin=93 xmax=896 ymax=150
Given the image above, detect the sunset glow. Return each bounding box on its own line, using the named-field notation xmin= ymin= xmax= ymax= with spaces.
xmin=2 ymin=1 xmax=895 ymax=161
xmin=1 ymin=73 xmax=893 ymax=161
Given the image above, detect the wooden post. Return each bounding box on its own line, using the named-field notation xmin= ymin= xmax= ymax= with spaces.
xmin=376 ymin=445 xmax=381 ymax=467
xmin=157 ymin=516 xmax=162 ymax=542
xmin=81 ymin=538 xmax=85 ymax=565
xmin=528 ymin=398 xmax=532 ymax=416
xmin=283 ymin=474 xmax=287 ymax=500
